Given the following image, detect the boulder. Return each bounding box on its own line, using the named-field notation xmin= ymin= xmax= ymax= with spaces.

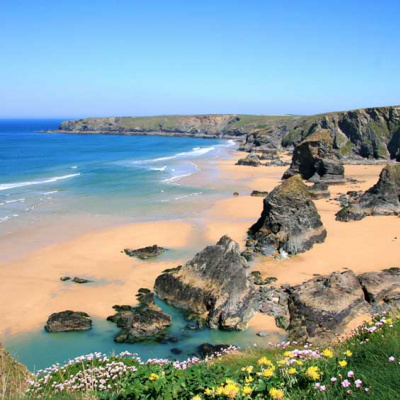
xmin=154 ymin=236 xmax=257 ymax=330
xmin=287 ymin=271 xmax=366 ymax=341
xmin=336 ymin=164 xmax=400 ymax=221
xmin=107 ymin=289 xmax=172 ymax=343
xmin=124 ymin=245 xmax=166 ymax=260
xmin=248 ymin=175 xmax=327 ymax=255
xmin=45 ymin=311 xmax=92 ymax=332
xmin=60 ymin=276 xmax=70 ymax=281
xmin=282 ymin=129 xmax=345 ymax=183
xmin=308 ymin=182 xmax=330 ymax=200
xmin=72 ymin=277 xmax=91 ymax=284
xmin=197 ymin=343 xmax=232 ymax=358
xmin=236 ymin=153 xmax=261 ymax=167
xmin=250 ymin=190 xmax=269 ymax=197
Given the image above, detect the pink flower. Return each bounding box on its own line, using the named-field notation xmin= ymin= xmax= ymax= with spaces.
xmin=331 ymin=377 xmax=337 ymax=382
xmin=347 ymin=371 xmax=355 ymax=378
xmin=342 ymin=379 xmax=351 ymax=388
xmin=355 ymin=379 xmax=363 ymax=388
xmin=389 ymin=356 xmax=395 ymax=362
xmin=320 ymin=385 xmax=326 ymax=392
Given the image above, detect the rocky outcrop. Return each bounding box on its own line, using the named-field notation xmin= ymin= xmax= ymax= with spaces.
xmin=336 ymin=164 xmax=400 ymax=221
xmin=287 ymin=271 xmax=366 ymax=341
xmin=107 ymin=289 xmax=172 ymax=343
xmin=236 ymin=153 xmax=261 ymax=167
xmin=308 ymin=182 xmax=330 ymax=200
xmin=247 ymin=175 xmax=327 ymax=255
xmin=154 ymin=236 xmax=257 ymax=330
xmin=251 ymin=190 xmax=269 ymax=197
xmin=282 ymin=129 xmax=345 ymax=183
xmin=197 ymin=343 xmax=232 ymax=358
xmin=45 ymin=311 xmax=92 ymax=332
xmin=124 ymin=245 xmax=166 ymax=260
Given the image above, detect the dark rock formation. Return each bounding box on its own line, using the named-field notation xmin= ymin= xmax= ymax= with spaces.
xmin=282 ymin=129 xmax=345 ymax=183
xmin=60 ymin=276 xmax=70 ymax=281
xmin=308 ymin=182 xmax=330 ymax=200
xmin=197 ymin=343 xmax=232 ymax=358
xmin=45 ymin=311 xmax=92 ymax=332
xmin=287 ymin=271 xmax=366 ymax=341
xmin=107 ymin=289 xmax=172 ymax=343
xmin=72 ymin=277 xmax=91 ymax=284
xmin=154 ymin=236 xmax=257 ymax=330
xmin=236 ymin=153 xmax=261 ymax=167
xmin=257 ymin=286 xmax=289 ymax=329
xmin=124 ymin=245 xmax=166 ymax=260
xmin=336 ymin=164 xmax=400 ymax=221
xmin=248 ymin=175 xmax=327 ymax=255
xmin=251 ymin=190 xmax=269 ymax=197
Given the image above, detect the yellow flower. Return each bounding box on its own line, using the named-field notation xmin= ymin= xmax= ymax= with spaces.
xmin=296 ymin=360 xmax=303 ymax=366
xmin=368 ymin=321 xmax=374 ymax=326
xmin=283 ymin=351 xmax=294 ymax=358
xmin=322 ymin=349 xmax=334 ymax=358
xmin=288 ymin=367 xmax=297 ymax=375
xmin=385 ymin=318 xmax=393 ymax=325
xmin=257 ymin=356 xmax=272 ymax=366
xmin=222 ymin=383 xmax=240 ymax=398
xmin=242 ymin=385 xmax=252 ymax=395
xmin=243 ymin=365 xmax=254 ymax=373
xmin=344 ymin=350 xmax=353 ymax=357
xmin=245 ymin=376 xmax=254 ymax=383
xmin=262 ymin=367 xmax=275 ymax=378
xmin=305 ymin=366 xmax=320 ymax=380
xmin=339 ymin=360 xmax=348 ymax=367
xmin=216 ymin=387 xmax=224 ymax=395
xmin=148 ymin=373 xmax=159 ymax=381
xmin=204 ymin=388 xmax=214 ymax=396
xmin=277 ymin=359 xmax=287 ymax=366
xmin=192 ymin=396 xmax=202 ymax=400
xmin=226 ymin=378 xmax=235 ymax=384
xmin=269 ymin=387 xmax=285 ymax=400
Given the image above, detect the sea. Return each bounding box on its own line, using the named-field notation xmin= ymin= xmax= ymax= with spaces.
xmin=0 ymin=119 xmax=284 ymax=371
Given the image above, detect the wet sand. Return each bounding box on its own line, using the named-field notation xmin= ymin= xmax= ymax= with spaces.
xmin=1 ymin=151 xmax=398 ymax=339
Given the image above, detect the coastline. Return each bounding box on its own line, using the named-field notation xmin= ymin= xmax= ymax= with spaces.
xmin=1 ymin=148 xmax=399 ymax=344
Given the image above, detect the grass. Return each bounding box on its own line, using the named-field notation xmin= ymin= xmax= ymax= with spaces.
xmin=21 ymin=312 xmax=400 ymax=399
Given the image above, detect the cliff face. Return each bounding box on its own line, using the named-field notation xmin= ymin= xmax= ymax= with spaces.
xmin=57 ymin=105 xmax=400 ymax=159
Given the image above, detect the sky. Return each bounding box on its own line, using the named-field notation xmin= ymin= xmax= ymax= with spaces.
xmin=0 ymin=0 xmax=399 ymax=118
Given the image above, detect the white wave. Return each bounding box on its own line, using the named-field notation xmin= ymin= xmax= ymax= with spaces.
xmin=162 ymin=162 xmax=199 ymax=184
xmin=0 ymin=174 xmax=80 ymax=192
xmin=5 ymin=198 xmax=25 ymax=204
xmin=149 ymin=166 xmax=167 ymax=171
xmin=71 ymin=166 xmax=78 ymax=169
xmin=44 ymin=191 xmax=58 ymax=195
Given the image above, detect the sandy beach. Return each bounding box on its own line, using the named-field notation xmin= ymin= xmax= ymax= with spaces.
xmin=1 ymin=150 xmax=399 ymax=340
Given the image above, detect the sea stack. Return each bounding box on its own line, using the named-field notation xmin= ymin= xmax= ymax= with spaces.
xmin=247 ymin=175 xmax=327 ymax=255
xmin=282 ymin=129 xmax=345 ymax=183
xmin=154 ymin=236 xmax=256 ymax=330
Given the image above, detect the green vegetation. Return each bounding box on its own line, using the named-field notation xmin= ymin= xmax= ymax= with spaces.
xmin=23 ymin=313 xmax=400 ymax=399
xmin=339 ymin=141 xmax=355 ymax=156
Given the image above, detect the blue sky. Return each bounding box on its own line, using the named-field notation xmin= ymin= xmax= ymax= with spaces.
xmin=0 ymin=0 xmax=399 ymax=118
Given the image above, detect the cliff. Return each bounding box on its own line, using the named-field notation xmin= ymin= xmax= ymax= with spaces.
xmin=56 ymin=105 xmax=400 ymax=160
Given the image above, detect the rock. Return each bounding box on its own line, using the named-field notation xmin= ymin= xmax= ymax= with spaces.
xmin=248 ymin=175 xmax=327 ymax=255
xmin=72 ymin=277 xmax=91 ymax=284
xmin=236 ymin=153 xmax=261 ymax=167
xmin=257 ymin=286 xmax=290 ymax=329
xmin=250 ymin=190 xmax=269 ymax=197
xmin=124 ymin=245 xmax=166 ymax=260
xmin=170 ymin=348 xmax=182 ymax=355
xmin=60 ymin=276 xmax=70 ymax=281
xmin=167 ymin=336 xmax=179 ymax=343
xmin=233 ymin=192 xmax=239 ymax=196
xmin=287 ymin=270 xmax=366 ymax=342
xmin=45 ymin=311 xmax=92 ymax=332
xmin=336 ymin=164 xmax=400 ymax=221
xmin=308 ymin=182 xmax=330 ymax=200
xmin=197 ymin=343 xmax=232 ymax=358
xmin=107 ymin=289 xmax=172 ymax=343
xmin=358 ymin=268 xmax=400 ymax=305
xmin=282 ymin=129 xmax=345 ymax=184
xmin=186 ymin=324 xmax=197 ymax=330
xmin=154 ymin=236 xmax=257 ymax=330
xmin=256 ymin=331 xmax=268 ymax=337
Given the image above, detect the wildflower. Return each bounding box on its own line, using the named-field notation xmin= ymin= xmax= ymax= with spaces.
xmin=277 ymin=359 xmax=287 ymax=366
xmin=222 ymin=383 xmax=240 ymax=398
xmin=283 ymin=351 xmax=294 ymax=357
xmin=344 ymin=350 xmax=353 ymax=357
xmin=296 ymin=360 xmax=303 ymax=366
xmin=389 ymin=356 xmax=395 ymax=362
xmin=245 ymin=376 xmax=254 ymax=383
xmin=342 ymin=379 xmax=351 ymax=388
xmin=242 ymin=365 xmax=254 ymax=373
xmin=322 ymin=348 xmax=334 ymax=358
xmin=384 ymin=318 xmax=393 ymax=324
xmin=257 ymin=357 xmax=272 ymax=366
xmin=269 ymin=387 xmax=285 ymax=400
xmin=355 ymin=379 xmax=363 ymax=388
xmin=262 ymin=367 xmax=275 ymax=378
xmin=339 ymin=360 xmax=348 ymax=367
xmin=148 ymin=373 xmax=159 ymax=381
xmin=288 ymin=367 xmax=297 ymax=375
xmin=347 ymin=371 xmax=355 ymax=378
xmin=226 ymin=378 xmax=235 ymax=384
xmin=204 ymin=388 xmax=214 ymax=396
xmin=242 ymin=386 xmax=252 ymax=395
xmin=320 ymin=385 xmax=326 ymax=392
xmin=192 ymin=396 xmax=202 ymax=400
xmin=306 ymin=366 xmax=320 ymax=380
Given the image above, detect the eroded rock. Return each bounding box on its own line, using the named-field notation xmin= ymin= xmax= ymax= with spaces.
xmin=45 ymin=311 xmax=92 ymax=332
xmin=124 ymin=245 xmax=166 ymax=260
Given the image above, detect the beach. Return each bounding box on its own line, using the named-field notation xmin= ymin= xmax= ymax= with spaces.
xmin=1 ymin=149 xmax=399 ymax=343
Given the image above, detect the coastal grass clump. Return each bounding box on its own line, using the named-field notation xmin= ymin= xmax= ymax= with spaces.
xmin=26 ymin=313 xmax=400 ymax=399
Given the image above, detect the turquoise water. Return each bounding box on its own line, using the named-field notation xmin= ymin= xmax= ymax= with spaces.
xmin=0 ymin=120 xmax=284 ymax=372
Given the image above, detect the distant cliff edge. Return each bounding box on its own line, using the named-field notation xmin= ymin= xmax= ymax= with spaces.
xmin=55 ymin=105 xmax=400 ymax=160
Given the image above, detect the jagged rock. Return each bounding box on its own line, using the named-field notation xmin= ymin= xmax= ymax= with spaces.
xmin=72 ymin=277 xmax=91 ymax=284
xmin=287 ymin=271 xmax=366 ymax=342
xmin=308 ymin=182 xmax=330 ymax=200
xmin=124 ymin=245 xmax=166 ymax=260
xmin=257 ymin=286 xmax=289 ymax=329
xmin=358 ymin=268 xmax=400 ymax=305
xmin=197 ymin=343 xmax=232 ymax=358
xmin=336 ymin=164 xmax=400 ymax=221
xmin=45 ymin=311 xmax=92 ymax=332
xmin=60 ymin=276 xmax=70 ymax=281
xmin=251 ymin=190 xmax=269 ymax=197
xmin=107 ymin=289 xmax=172 ymax=343
xmin=154 ymin=236 xmax=257 ymax=330
xmin=248 ymin=175 xmax=327 ymax=255
xmin=282 ymin=129 xmax=345 ymax=183
xmin=236 ymin=153 xmax=261 ymax=167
